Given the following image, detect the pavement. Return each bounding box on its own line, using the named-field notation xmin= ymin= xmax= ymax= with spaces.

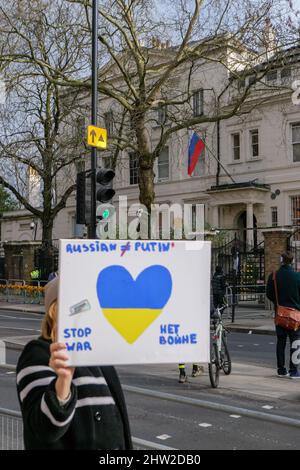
xmin=0 ymin=300 xmax=277 ymax=337
xmin=0 ymin=303 xmax=300 ymax=403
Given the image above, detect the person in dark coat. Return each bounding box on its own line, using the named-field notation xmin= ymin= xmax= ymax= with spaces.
xmin=211 ymin=265 xmax=227 ymax=308
xmin=266 ymin=252 xmax=300 ymax=379
xmin=16 ymin=277 xmax=132 ymax=450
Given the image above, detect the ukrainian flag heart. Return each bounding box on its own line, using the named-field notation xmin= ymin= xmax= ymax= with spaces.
xmin=97 ymin=265 xmax=172 ymax=344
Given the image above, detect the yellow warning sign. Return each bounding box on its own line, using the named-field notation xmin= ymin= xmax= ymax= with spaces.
xmin=87 ymin=125 xmax=107 ymax=149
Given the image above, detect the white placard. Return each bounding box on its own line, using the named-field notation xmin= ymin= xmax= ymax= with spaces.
xmin=57 ymin=239 xmax=211 ymax=366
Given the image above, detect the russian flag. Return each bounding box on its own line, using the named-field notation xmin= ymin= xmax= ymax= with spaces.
xmin=188 ymin=132 xmax=205 ymax=176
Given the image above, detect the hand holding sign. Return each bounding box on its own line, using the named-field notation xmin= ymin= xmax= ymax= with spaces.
xmin=58 ymin=240 xmax=211 ymax=366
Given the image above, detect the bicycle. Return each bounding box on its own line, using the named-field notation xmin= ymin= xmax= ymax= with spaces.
xmin=208 ymin=304 xmax=232 ymax=388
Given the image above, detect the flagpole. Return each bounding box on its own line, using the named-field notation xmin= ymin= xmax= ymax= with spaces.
xmin=195 ymin=132 xmax=236 ymax=184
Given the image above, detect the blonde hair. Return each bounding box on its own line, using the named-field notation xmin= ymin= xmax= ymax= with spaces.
xmin=41 ymin=301 xmax=57 ymax=342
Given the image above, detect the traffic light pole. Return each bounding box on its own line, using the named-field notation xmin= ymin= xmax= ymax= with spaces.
xmin=88 ymin=0 xmax=98 ymax=239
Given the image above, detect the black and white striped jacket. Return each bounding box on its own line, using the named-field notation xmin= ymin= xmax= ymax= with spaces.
xmin=16 ymin=337 xmax=132 ymax=450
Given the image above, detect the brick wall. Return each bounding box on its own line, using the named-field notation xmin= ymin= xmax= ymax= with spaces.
xmin=263 ymin=229 xmax=293 ymax=281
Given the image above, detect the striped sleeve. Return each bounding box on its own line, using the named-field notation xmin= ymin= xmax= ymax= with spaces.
xmin=16 ymin=339 xmax=77 ymax=444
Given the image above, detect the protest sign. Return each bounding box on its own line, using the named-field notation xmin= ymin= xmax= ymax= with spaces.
xmin=57 ymin=239 xmax=211 ymax=366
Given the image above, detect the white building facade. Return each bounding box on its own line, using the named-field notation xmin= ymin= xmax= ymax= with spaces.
xmin=2 ymin=44 xmax=300 ymax=245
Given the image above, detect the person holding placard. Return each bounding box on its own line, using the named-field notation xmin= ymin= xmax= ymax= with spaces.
xmin=16 ymin=277 xmax=132 ymax=450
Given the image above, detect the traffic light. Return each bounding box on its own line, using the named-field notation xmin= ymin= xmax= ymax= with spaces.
xmin=95 ymin=168 xmax=115 ymax=222
xmin=76 ymin=171 xmax=87 ymax=224
xmin=95 ymin=167 xmax=115 ymax=203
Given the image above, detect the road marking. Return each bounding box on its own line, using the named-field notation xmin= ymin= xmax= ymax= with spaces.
xmin=269 ymin=342 xmax=275 ymax=345
xmin=124 ymin=385 xmax=300 ymax=429
xmin=199 ymin=423 xmax=212 ymax=428
xmin=237 ymin=345 xmax=244 ymax=347
xmin=230 ymin=415 xmax=241 ymax=419
xmin=262 ymin=405 xmax=273 ymax=410
xmin=0 ymin=315 xmax=41 ymax=322
xmin=0 ymin=326 xmax=40 ymax=332
xmin=133 ymin=436 xmax=176 ymax=450
xmin=156 ymin=434 xmax=171 ymax=440
xmin=6 ymin=371 xmax=15 ymax=375
xmin=253 ymin=344 xmax=259 ymax=346
xmin=0 ymin=340 xmax=5 ymax=364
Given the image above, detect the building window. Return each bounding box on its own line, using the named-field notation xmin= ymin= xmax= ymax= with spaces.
xmin=73 ymin=116 xmax=85 ymax=142
xmin=291 ymin=196 xmax=300 ymax=226
xmin=129 ymin=153 xmax=139 ymax=185
xmin=291 ymin=123 xmax=300 ymax=162
xmin=157 ymin=106 xmax=167 ymax=125
xmin=19 ymin=222 xmax=31 ymax=231
xmin=76 ymin=159 xmax=85 ymax=173
xmin=250 ymin=129 xmax=259 ymax=158
xmin=192 ymin=147 xmax=205 ymax=176
xmin=104 ymin=111 xmax=114 ymax=136
xmin=238 ymin=78 xmax=245 ymax=90
xmin=232 ymin=133 xmax=240 ymax=161
xmin=281 ymin=67 xmax=291 ymax=82
xmin=102 ymin=156 xmax=114 ymax=169
xmin=248 ymin=75 xmax=256 ymax=86
xmin=192 ymin=89 xmax=204 ymax=117
xmin=71 ymin=215 xmax=76 ymax=237
xmin=271 ymin=207 xmax=278 ymax=227
xmin=158 ymin=147 xmax=169 ymax=181
xmin=266 ymin=69 xmax=277 ymax=82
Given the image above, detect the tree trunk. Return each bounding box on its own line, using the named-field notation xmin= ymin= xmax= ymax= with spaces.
xmin=138 ymin=156 xmax=155 ymax=214
xmin=40 ymin=216 xmax=55 ymax=280
xmin=41 ymin=216 xmax=54 ymax=245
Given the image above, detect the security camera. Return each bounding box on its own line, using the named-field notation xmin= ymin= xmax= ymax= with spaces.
xmin=30 ymin=222 xmax=35 ymax=230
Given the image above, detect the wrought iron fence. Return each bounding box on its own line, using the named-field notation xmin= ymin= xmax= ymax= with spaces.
xmin=234 ymin=284 xmax=266 ymax=304
xmin=0 ymin=279 xmax=46 ymax=304
xmin=0 ymin=406 xmax=172 ymax=450
xmin=0 ymin=408 xmax=23 ymax=450
xmin=288 ymin=227 xmax=300 ymax=272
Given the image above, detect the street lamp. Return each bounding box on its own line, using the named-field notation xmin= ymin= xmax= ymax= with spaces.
xmin=30 ymin=220 xmax=38 ymax=240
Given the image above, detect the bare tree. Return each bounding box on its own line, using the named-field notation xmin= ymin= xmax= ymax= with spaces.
xmin=0 ymin=0 xmax=90 ymax=242
xmin=0 ymin=0 xmax=298 ymax=217
xmin=67 ymin=0 xmax=300 ymax=212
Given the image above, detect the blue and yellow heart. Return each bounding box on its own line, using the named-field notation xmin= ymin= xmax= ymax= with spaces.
xmin=97 ymin=265 xmax=172 ymax=344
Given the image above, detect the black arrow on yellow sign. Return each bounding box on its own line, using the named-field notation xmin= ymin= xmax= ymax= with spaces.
xmin=90 ymin=129 xmax=97 ymax=143
xmin=87 ymin=125 xmax=107 ymax=149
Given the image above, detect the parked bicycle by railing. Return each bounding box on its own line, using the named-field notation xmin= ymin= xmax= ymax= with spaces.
xmin=208 ymin=304 xmax=232 ymax=388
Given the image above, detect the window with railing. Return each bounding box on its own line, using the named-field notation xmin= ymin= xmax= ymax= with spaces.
xmin=266 ymin=69 xmax=277 ymax=82
xmin=291 ymin=195 xmax=300 ymax=226
xmin=271 ymin=206 xmax=278 ymax=227
xmin=129 ymin=153 xmax=139 ymax=185
xmin=291 ymin=123 xmax=300 ymax=162
xmin=232 ymin=133 xmax=240 ymax=161
xmin=280 ymin=67 xmax=291 ymax=83
xmin=157 ymin=146 xmax=169 ymax=181
xmin=104 ymin=111 xmax=114 ymax=136
xmin=192 ymin=89 xmax=204 ymax=117
xmin=157 ymin=106 xmax=167 ymax=125
xmin=250 ymin=129 xmax=259 ymax=158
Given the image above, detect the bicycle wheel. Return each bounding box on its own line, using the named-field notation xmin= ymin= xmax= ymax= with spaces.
xmin=209 ymin=342 xmax=220 ymax=388
xmin=221 ymin=335 xmax=232 ymax=375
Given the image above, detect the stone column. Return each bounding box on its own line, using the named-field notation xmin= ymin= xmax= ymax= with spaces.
xmin=3 ymin=241 xmax=42 ymax=280
xmin=263 ymin=229 xmax=293 ymax=282
xmin=246 ymin=202 xmax=254 ymax=247
xmin=211 ymin=205 xmax=219 ymax=229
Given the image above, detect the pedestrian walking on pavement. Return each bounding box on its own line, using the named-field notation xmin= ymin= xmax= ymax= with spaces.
xmin=16 ymin=277 xmax=132 ymax=450
xmin=47 ymin=270 xmax=58 ymax=282
xmin=211 ymin=265 xmax=227 ymax=308
xmin=266 ymin=252 xmax=300 ymax=379
xmin=178 ymin=363 xmax=205 ymax=383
